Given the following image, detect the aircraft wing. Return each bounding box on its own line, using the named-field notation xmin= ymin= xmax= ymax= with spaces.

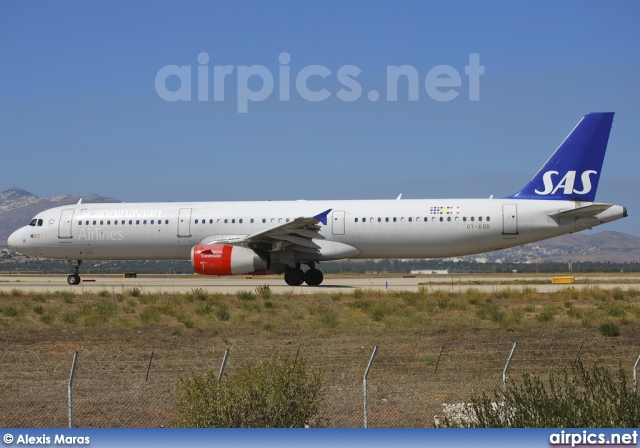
xmin=203 ymin=209 xmax=332 ymax=252
xmin=549 ymin=204 xmax=613 ymax=219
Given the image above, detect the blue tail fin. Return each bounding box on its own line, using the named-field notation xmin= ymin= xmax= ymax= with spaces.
xmin=507 ymin=112 xmax=614 ymax=202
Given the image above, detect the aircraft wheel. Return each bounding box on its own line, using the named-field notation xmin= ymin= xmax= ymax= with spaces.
xmin=67 ymin=274 xmax=81 ymax=285
xmin=304 ymin=269 xmax=324 ymax=286
xmin=284 ymin=268 xmax=305 ymax=286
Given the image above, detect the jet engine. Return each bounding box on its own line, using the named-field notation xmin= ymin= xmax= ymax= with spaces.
xmin=191 ymin=244 xmax=267 ymax=275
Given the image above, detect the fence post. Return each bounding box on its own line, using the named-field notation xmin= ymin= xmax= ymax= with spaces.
xmin=68 ymin=351 xmax=78 ymax=428
xmin=634 ymin=355 xmax=640 ymax=392
xmin=502 ymin=342 xmax=517 ymax=395
xmin=434 ymin=346 xmax=444 ymax=373
xmin=218 ymin=348 xmax=230 ymax=383
xmin=363 ymin=345 xmax=378 ymax=428
xmin=145 ymin=351 xmax=154 ymax=382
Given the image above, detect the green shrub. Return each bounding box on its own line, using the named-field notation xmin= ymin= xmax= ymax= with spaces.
xmin=456 ymin=361 xmax=640 ymax=427
xmin=128 ymin=287 xmax=142 ymax=298
xmin=173 ymin=356 xmax=324 ymax=427
xmin=187 ymin=288 xmax=208 ymax=302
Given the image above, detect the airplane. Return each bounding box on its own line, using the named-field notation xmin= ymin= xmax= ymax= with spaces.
xmin=7 ymin=112 xmax=627 ymax=286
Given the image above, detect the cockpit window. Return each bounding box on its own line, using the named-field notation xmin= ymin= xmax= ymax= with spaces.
xmin=29 ymin=219 xmax=37 ymax=226
xmin=37 ymin=219 xmax=43 ymax=226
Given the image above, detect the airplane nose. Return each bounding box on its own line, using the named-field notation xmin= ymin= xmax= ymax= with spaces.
xmin=7 ymin=230 xmax=20 ymax=250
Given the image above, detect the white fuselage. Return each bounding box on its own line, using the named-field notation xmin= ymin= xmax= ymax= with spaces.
xmin=7 ymin=198 xmax=626 ymax=262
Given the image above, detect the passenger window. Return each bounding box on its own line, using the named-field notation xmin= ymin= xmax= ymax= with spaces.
xmin=86 ymin=221 xmax=89 ymax=225
xmin=393 ymin=217 xmax=397 ymax=222
xmin=463 ymin=217 xmax=467 ymax=222
xmin=385 ymin=217 xmax=389 ymax=222
xmin=486 ymin=217 xmax=490 ymax=222
xmin=165 ymin=220 xmax=169 ymax=224
xmin=286 ymin=218 xmax=290 ymax=222
xmin=479 ymin=216 xmax=482 ymax=222
xmin=107 ymin=220 xmax=111 ymax=225
xmin=143 ymin=220 xmax=147 ymax=224
xmin=195 ymin=219 xmax=198 ymax=224
xmin=100 ymin=220 xmax=103 ymax=225
xmin=378 ymin=217 xmax=382 ymax=222
xmin=439 ymin=217 xmax=443 ymax=222
xmin=423 ymin=217 xmax=428 ymax=222
xmin=262 ymin=218 xmax=266 ymax=223
xmin=224 ymin=219 xmax=228 ymax=224
xmin=363 ymin=218 xmax=366 ymax=222
xmin=136 ymin=220 xmax=140 ymax=225
xmin=447 ymin=217 xmax=451 ymax=222
xmin=78 ymin=221 xmax=82 ymax=225
xmin=455 ymin=217 xmax=459 ymax=222
xmin=239 ymin=219 xmax=243 ymax=224
xmin=355 ymin=218 xmax=358 ymax=222
xmin=114 ymin=221 xmax=118 ymax=225
xmin=232 ymin=219 xmax=235 ymax=224
xmin=129 ymin=220 xmax=133 ymax=225
xmin=471 ymin=217 xmax=475 ymax=222
xmin=408 ymin=217 xmax=412 ymax=222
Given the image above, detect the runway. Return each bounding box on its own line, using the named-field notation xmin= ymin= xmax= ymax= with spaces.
xmin=1 ymin=273 xmax=639 ymax=295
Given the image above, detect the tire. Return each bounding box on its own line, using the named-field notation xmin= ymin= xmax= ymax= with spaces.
xmin=304 ymin=269 xmax=324 ymax=286
xmin=284 ymin=268 xmax=305 ymax=286
xmin=67 ymin=274 xmax=81 ymax=285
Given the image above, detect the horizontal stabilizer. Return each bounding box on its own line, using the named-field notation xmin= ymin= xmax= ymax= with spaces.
xmin=549 ymin=204 xmax=613 ymax=219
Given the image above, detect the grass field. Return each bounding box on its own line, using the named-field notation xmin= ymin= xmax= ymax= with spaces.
xmin=1 ymin=280 xmax=640 ymax=427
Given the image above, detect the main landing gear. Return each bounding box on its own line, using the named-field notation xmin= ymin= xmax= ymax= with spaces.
xmin=284 ymin=263 xmax=324 ymax=286
xmin=67 ymin=260 xmax=82 ymax=285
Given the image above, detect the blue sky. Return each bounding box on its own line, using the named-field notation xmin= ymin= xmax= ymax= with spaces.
xmin=1 ymin=1 xmax=638 ymax=235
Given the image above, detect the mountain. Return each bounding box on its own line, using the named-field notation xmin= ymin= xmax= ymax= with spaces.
xmin=475 ymin=231 xmax=640 ymax=263
xmin=0 ymin=187 xmax=120 ymax=244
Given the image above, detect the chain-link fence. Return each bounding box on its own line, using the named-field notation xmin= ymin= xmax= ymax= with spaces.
xmin=1 ymin=338 xmax=639 ymax=428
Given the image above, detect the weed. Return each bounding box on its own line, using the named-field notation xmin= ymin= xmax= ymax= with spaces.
xmin=187 ymin=288 xmax=207 ymax=302
xmin=599 ymin=322 xmax=621 ymax=337
xmin=128 ymin=287 xmax=143 ymax=298
xmin=32 ymin=294 xmax=46 ymax=303
xmin=600 ymin=301 xmax=626 ymax=318
xmin=255 ymin=285 xmax=272 ymax=299
xmin=33 ymin=305 xmax=45 ymax=315
xmin=536 ymin=305 xmax=557 ymax=322
xmin=138 ymin=295 xmax=157 ymax=305
xmin=1 ymin=305 xmax=18 ymax=317
xmin=353 ymin=289 xmax=364 ymax=299
xmin=195 ymin=303 xmax=213 ymax=315
xmin=178 ymin=314 xmax=196 ymax=329
xmin=10 ymin=289 xmax=23 ymax=297
xmin=312 ymin=305 xmax=339 ymax=329
xmin=139 ymin=306 xmax=161 ymax=324
xmin=98 ymin=290 xmax=110 ymax=298
xmin=62 ymin=312 xmax=78 ymax=324
xmin=612 ymin=287 xmax=625 ymax=301
xmin=264 ymin=301 xmax=275 ymax=309
xmin=237 ymin=290 xmax=256 ymax=301
xmin=216 ymin=308 xmax=231 ymax=321
xmin=39 ymin=312 xmax=55 ymax=325
xmin=331 ymin=293 xmax=342 ymax=302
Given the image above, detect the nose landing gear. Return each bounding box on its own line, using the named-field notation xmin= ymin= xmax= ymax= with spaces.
xmin=67 ymin=260 xmax=82 ymax=285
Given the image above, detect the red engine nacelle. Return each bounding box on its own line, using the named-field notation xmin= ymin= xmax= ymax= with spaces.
xmin=191 ymin=244 xmax=267 ymax=276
